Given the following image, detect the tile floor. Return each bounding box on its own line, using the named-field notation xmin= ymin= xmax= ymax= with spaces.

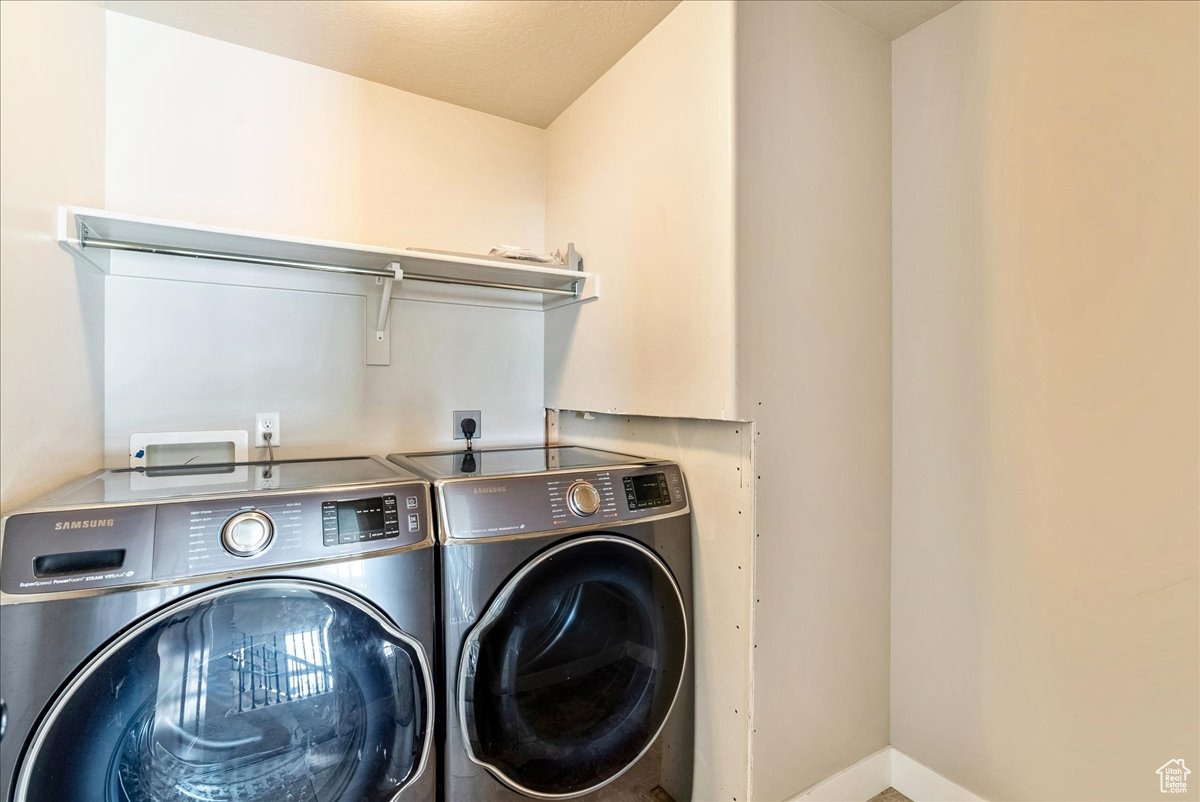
xmin=867 ymin=789 xmax=914 ymax=802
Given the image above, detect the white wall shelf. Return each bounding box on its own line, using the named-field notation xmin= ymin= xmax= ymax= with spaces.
xmin=57 ymin=206 xmax=598 ymax=365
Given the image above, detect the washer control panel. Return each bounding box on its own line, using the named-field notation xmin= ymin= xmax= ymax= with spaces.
xmin=0 ymin=482 xmax=430 ymax=595
xmin=321 ymin=493 xmax=414 ymax=546
xmin=439 ymin=463 xmax=687 ymax=541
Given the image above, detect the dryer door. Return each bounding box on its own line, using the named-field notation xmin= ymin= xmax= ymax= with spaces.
xmin=459 ymin=535 xmax=687 ymax=799
xmin=14 ymin=579 xmax=433 ymax=802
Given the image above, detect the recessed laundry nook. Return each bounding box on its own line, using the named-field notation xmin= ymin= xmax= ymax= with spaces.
xmin=0 ymin=2 xmax=1196 ymax=802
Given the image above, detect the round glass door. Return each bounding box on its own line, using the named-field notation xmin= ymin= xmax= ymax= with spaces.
xmin=16 ymin=580 xmax=432 ymax=802
xmin=459 ymin=535 xmax=687 ymax=799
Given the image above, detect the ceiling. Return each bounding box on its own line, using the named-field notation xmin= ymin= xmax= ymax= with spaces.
xmin=105 ymin=1 xmax=959 ymax=128
xmin=105 ymin=0 xmax=679 ymax=129
xmin=821 ymin=0 xmax=961 ymax=39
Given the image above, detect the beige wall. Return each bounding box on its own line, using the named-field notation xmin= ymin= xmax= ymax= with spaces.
xmin=544 ymin=0 xmax=737 ymax=421
xmin=736 ymin=2 xmax=893 ymax=799
xmin=891 ymin=2 xmax=1199 ymax=800
xmin=0 ymin=1 xmax=107 ymax=509
xmin=101 ymin=12 xmax=549 ymax=461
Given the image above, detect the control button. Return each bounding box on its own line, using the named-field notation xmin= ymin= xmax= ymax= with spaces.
xmin=405 ymin=496 xmax=418 ymax=509
xmin=220 ymin=510 xmax=275 ymax=557
xmin=567 ymin=481 xmax=601 ymax=517
xmin=407 ymin=513 xmax=420 ymax=532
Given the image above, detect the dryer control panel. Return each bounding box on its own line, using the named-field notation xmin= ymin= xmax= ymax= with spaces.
xmin=0 ymin=482 xmax=431 ymax=596
xmin=438 ymin=464 xmax=687 ymax=541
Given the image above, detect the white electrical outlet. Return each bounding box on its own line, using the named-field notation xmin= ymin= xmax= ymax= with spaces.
xmin=255 ymin=412 xmax=281 ymax=447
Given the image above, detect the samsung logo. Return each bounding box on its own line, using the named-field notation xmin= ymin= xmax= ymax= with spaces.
xmin=54 ymin=519 xmax=115 ymax=531
xmin=473 ymin=486 xmax=507 ymax=495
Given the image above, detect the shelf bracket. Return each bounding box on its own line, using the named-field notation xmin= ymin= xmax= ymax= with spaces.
xmin=366 ymin=261 xmax=402 ymax=366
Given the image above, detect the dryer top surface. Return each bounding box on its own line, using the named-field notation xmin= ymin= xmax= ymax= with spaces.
xmin=388 ymin=445 xmax=655 ymax=481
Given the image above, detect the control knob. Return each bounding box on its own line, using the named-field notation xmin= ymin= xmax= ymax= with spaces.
xmin=566 ymin=481 xmax=601 ymax=517
xmin=220 ymin=510 xmax=275 ymax=557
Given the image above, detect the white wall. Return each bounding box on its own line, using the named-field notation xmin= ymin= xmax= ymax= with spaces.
xmin=0 ymin=1 xmax=107 ymax=509
xmin=892 ymin=2 xmax=1199 ymax=800
xmin=736 ymin=3 xmax=893 ymax=799
xmin=544 ymin=0 xmax=737 ymax=421
xmin=104 ymin=275 xmax=545 ymax=462
xmin=102 ymin=13 xmax=549 ymax=462
xmin=556 ymin=412 xmax=754 ymax=802
xmin=105 ymin=13 xmax=544 ymax=253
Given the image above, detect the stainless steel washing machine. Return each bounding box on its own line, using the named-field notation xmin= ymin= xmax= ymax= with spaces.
xmin=388 ymin=446 xmax=694 ymax=802
xmin=0 ymin=456 xmax=437 ymax=802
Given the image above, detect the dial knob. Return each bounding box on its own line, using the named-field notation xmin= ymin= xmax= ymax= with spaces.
xmin=220 ymin=510 xmax=275 ymax=557
xmin=567 ymin=481 xmax=601 ymax=517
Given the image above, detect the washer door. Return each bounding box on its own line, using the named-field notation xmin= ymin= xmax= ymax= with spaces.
xmin=14 ymin=580 xmax=433 ymax=802
xmin=459 ymin=535 xmax=687 ymax=799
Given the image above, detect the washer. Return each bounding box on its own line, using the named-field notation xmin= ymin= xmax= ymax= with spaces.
xmin=388 ymin=446 xmax=694 ymax=802
xmin=0 ymin=456 xmax=437 ymax=802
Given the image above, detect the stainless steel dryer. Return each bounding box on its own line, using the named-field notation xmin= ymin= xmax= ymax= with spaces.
xmin=0 ymin=456 xmax=437 ymax=802
xmin=388 ymin=446 xmax=694 ymax=802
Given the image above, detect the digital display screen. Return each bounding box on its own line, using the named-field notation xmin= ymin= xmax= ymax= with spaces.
xmin=336 ymin=497 xmax=385 ymax=538
xmin=625 ymin=473 xmax=672 ymax=510
xmin=629 ymin=474 xmax=666 ymax=504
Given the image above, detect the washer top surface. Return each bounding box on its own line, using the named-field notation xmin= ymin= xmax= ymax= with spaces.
xmin=388 ymin=445 xmax=651 ymax=480
xmin=36 ymin=455 xmax=421 ymax=507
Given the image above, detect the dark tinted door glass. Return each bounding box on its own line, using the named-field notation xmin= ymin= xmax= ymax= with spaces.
xmin=461 ymin=537 xmax=686 ymax=797
xmin=18 ymin=581 xmax=429 ymax=802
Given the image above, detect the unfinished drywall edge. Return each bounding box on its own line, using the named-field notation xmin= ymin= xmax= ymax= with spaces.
xmin=736 ymin=1 xmax=893 ymax=796
xmin=554 ymin=409 xmax=755 ymax=802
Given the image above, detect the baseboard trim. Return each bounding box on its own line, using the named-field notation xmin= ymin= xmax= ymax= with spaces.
xmin=786 ymin=747 xmax=984 ymax=802
xmin=889 ymin=749 xmax=983 ymax=802
xmin=788 ymin=747 xmax=893 ymax=802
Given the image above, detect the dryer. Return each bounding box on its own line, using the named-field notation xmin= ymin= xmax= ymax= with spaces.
xmin=389 ymin=446 xmax=694 ymax=802
xmin=0 ymin=456 xmax=437 ymax=802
